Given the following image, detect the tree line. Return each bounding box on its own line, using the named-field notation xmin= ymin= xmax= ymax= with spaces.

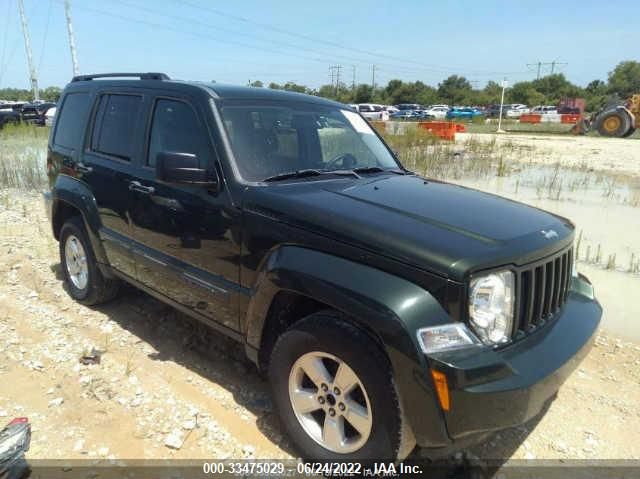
xmin=2 ymin=61 xmax=638 ymax=112
xmin=258 ymin=61 xmax=640 ymax=112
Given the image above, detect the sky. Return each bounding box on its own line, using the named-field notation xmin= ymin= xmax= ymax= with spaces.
xmin=0 ymin=0 xmax=638 ymax=91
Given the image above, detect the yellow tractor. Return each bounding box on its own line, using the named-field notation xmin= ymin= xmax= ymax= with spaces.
xmin=592 ymin=94 xmax=639 ymax=138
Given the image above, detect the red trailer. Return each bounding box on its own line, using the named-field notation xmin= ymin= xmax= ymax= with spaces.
xmin=558 ymin=97 xmax=585 ymax=114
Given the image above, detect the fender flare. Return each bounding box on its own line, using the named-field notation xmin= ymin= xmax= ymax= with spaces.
xmin=245 ymin=245 xmax=453 ymax=447
xmin=51 ymin=175 xmax=110 ymax=268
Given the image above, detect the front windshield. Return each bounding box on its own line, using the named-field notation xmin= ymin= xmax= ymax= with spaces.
xmin=219 ymin=100 xmax=400 ymax=182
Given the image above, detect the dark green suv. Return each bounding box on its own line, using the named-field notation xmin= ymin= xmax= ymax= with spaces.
xmin=44 ymin=73 xmax=601 ymax=461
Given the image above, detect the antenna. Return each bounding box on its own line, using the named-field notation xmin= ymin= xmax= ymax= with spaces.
xmin=64 ymin=0 xmax=79 ymax=76
xmin=17 ymin=0 xmax=39 ymax=101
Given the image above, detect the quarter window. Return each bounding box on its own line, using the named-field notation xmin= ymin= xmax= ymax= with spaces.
xmin=91 ymin=94 xmax=142 ymax=160
xmin=53 ymin=92 xmax=91 ymax=148
xmin=147 ymin=99 xmax=210 ymax=167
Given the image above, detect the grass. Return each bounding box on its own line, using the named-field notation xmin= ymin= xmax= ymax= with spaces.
xmin=0 ymin=123 xmax=49 ymax=190
xmin=378 ymin=124 xmax=537 ymax=181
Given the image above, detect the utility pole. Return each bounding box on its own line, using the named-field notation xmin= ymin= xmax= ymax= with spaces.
xmin=497 ymin=78 xmax=508 ymax=134
xmin=371 ymin=64 xmax=376 ymax=91
xmin=18 ymin=0 xmax=39 ymax=101
xmin=351 ymin=65 xmax=356 ymax=91
xmin=329 ymin=65 xmax=341 ymax=96
xmin=527 ymin=61 xmax=567 ymax=79
xmin=64 ymin=0 xmax=80 ymax=76
xmin=329 ymin=65 xmax=337 ymax=94
xmin=550 ymin=60 xmax=567 ymax=74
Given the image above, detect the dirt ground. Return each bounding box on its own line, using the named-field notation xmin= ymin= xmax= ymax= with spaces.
xmin=1 ymin=133 xmax=639 ymax=464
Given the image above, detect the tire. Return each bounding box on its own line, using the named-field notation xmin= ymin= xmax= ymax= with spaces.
xmin=59 ymin=216 xmax=120 ymax=305
xmin=269 ymin=310 xmax=404 ymax=461
xmin=595 ymin=110 xmax=632 ymax=137
xmin=622 ymin=127 xmax=636 ymax=138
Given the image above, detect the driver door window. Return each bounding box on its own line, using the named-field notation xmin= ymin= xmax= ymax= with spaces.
xmin=147 ymin=99 xmax=209 ymax=168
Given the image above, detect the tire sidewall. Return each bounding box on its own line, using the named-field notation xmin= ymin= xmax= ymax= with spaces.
xmin=269 ymin=314 xmax=400 ymax=461
xmin=59 ymin=218 xmax=94 ymax=301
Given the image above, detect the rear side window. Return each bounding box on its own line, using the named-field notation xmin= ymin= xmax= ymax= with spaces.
xmin=53 ymin=92 xmax=91 ymax=148
xmin=147 ymin=99 xmax=210 ymax=167
xmin=91 ymin=94 xmax=142 ymax=160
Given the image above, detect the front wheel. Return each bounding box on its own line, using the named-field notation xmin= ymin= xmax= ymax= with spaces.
xmin=595 ymin=110 xmax=632 ymax=137
xmin=269 ymin=311 xmax=405 ymax=461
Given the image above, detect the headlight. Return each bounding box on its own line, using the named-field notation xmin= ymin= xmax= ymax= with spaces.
xmin=469 ymin=270 xmax=515 ymax=345
xmin=417 ymin=323 xmax=481 ymax=354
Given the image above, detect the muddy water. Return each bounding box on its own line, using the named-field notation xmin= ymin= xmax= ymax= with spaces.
xmin=453 ymin=165 xmax=640 ymax=341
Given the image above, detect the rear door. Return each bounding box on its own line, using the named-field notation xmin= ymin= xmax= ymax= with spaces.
xmin=80 ymin=90 xmax=146 ymax=278
xmin=128 ymin=93 xmax=241 ymax=332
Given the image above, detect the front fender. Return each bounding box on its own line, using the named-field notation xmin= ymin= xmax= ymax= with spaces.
xmin=245 ymin=245 xmax=453 ymax=447
xmin=52 ymin=175 xmax=109 ymax=267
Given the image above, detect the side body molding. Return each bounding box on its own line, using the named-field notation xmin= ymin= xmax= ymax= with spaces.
xmin=244 ymin=245 xmax=453 ymax=447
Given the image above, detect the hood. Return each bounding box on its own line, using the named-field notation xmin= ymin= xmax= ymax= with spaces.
xmin=244 ymin=174 xmax=574 ymax=281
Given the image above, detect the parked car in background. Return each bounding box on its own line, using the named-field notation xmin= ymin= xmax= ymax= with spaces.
xmin=412 ymin=109 xmax=435 ymax=120
xmin=44 ymin=106 xmax=57 ymax=127
xmin=531 ymin=105 xmax=558 ymax=115
xmin=395 ymin=103 xmax=421 ymax=111
xmin=390 ymin=110 xmax=419 ymax=120
xmin=424 ymin=106 xmax=449 ymax=119
xmin=21 ymin=102 xmax=57 ymax=124
xmin=355 ymin=103 xmax=389 ymax=121
xmin=0 ymin=106 xmax=21 ymax=128
xmin=383 ymin=105 xmax=399 ymax=115
xmin=505 ymin=104 xmax=530 ymax=118
xmin=446 ymin=107 xmax=483 ymax=120
xmin=485 ymin=104 xmax=503 ymax=118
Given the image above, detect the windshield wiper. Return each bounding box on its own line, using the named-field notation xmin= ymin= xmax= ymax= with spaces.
xmin=352 ymin=166 xmax=409 ymax=175
xmin=263 ymin=169 xmax=360 ymax=182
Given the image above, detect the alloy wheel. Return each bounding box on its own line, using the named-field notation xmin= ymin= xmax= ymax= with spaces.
xmin=288 ymin=351 xmax=373 ymax=453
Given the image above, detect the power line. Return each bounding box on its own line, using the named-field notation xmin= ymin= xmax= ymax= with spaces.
xmin=172 ymin=0 xmax=527 ymax=77
xmin=109 ymin=0 xmax=527 ymax=80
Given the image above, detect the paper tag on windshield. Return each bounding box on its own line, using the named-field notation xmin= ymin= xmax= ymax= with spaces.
xmin=341 ymin=110 xmax=374 ymax=134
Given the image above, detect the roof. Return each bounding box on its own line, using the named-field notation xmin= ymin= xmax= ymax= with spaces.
xmin=66 ymin=72 xmax=345 ymax=108
xmin=200 ymin=82 xmax=344 ymax=107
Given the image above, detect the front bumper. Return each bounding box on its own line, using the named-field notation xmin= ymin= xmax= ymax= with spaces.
xmin=427 ymin=274 xmax=601 ymax=441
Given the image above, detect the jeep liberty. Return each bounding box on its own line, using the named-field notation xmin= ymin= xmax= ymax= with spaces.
xmin=44 ymin=73 xmax=602 ymax=461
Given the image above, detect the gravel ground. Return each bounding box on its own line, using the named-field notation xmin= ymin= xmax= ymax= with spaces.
xmin=0 ymin=190 xmax=638 ymax=463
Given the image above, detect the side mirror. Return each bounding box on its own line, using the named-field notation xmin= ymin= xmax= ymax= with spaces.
xmin=156 ymin=152 xmax=219 ymax=189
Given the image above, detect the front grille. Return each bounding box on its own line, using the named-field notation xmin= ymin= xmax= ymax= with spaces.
xmin=516 ymin=247 xmax=573 ymax=334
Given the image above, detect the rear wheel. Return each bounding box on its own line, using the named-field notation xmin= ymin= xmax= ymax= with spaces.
xmin=268 ymin=311 xmax=405 ymax=461
xmin=59 ymin=216 xmax=120 ymax=305
xmin=596 ymin=110 xmax=632 ymax=137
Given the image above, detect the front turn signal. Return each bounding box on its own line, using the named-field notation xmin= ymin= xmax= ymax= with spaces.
xmin=430 ymin=369 xmax=450 ymax=412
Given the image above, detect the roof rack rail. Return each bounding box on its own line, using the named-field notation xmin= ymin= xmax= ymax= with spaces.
xmin=71 ymin=72 xmax=170 ymax=82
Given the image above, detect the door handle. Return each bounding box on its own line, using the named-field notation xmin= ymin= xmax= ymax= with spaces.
xmin=75 ymin=162 xmax=93 ymax=174
xmin=129 ymin=181 xmax=155 ymax=194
